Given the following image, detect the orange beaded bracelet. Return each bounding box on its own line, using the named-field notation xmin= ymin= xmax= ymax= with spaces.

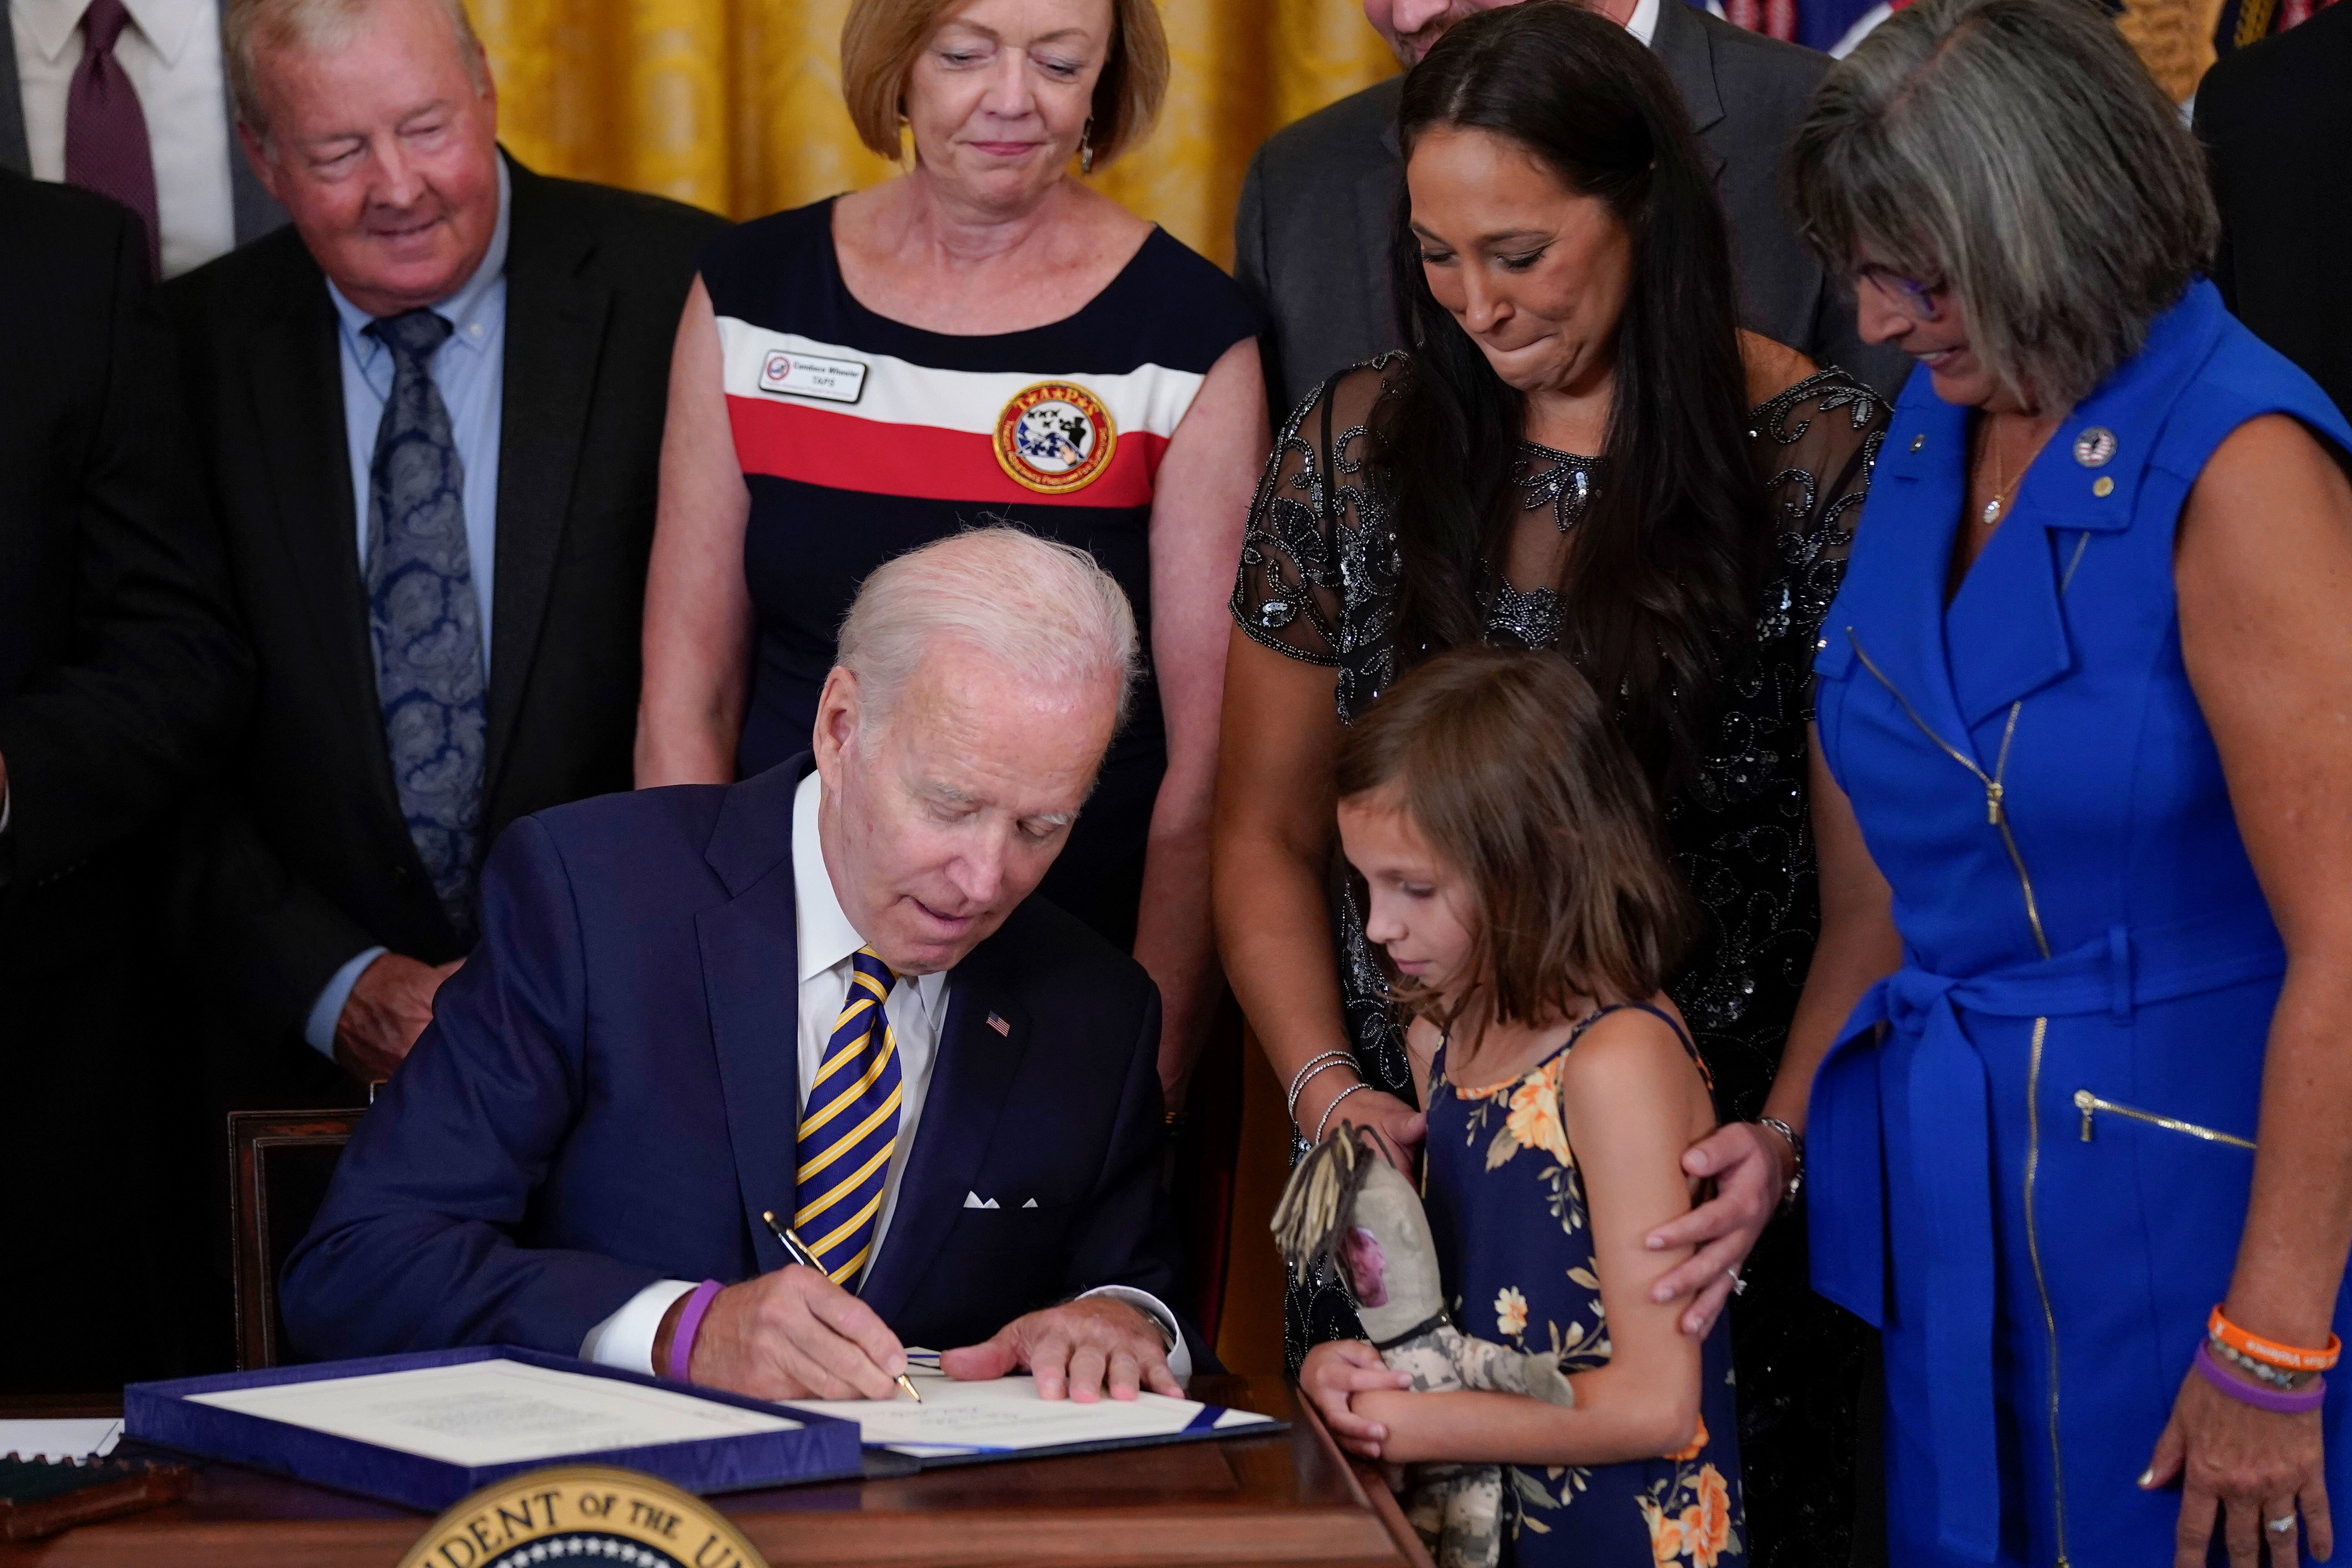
xmin=2209 ymin=1306 xmax=2343 ymax=1374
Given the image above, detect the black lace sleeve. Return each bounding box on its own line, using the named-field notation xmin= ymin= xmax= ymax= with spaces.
xmin=1747 ymin=368 xmax=1890 ymax=677
xmin=1668 ymin=369 xmax=1889 ymax=1121
xmin=1229 ymin=360 xmax=1405 ymax=671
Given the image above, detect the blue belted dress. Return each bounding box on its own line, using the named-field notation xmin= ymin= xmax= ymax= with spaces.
xmin=1807 ymin=279 xmax=2352 ymax=1567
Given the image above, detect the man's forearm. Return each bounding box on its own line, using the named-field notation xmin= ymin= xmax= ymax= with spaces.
xmin=602 ymin=1279 xmax=702 ymax=1376
xmin=307 ymin=946 xmax=390 ymax=1058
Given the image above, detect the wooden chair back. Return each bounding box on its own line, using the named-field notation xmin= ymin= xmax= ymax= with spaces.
xmin=227 ymin=1110 xmax=363 ymax=1370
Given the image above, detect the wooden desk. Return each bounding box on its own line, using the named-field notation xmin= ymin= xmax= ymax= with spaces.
xmin=0 ymin=1376 xmax=1426 ymax=1568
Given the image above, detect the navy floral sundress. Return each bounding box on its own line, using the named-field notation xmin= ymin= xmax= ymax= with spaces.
xmin=1423 ymin=1003 xmax=1746 ymax=1567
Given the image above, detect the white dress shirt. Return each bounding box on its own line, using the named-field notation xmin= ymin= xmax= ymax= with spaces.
xmin=11 ymin=0 xmax=237 ymax=277
xmin=1626 ymin=0 xmax=1663 ymax=47
xmin=582 ymin=770 xmax=1190 ymax=1383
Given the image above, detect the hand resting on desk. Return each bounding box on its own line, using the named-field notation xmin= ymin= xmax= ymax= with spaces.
xmin=942 ymin=1295 xmax=1181 ymax=1402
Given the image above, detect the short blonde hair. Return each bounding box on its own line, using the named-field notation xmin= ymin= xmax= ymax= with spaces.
xmin=225 ymin=0 xmax=489 ymax=138
xmin=839 ymin=0 xmax=1168 ymax=168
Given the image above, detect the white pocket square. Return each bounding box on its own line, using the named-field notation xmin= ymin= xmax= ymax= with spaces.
xmin=1022 ymin=1199 xmax=1038 ymax=1209
xmin=963 ymin=1192 xmax=1000 ymax=1210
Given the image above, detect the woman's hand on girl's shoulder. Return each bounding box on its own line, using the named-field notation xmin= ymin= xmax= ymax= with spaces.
xmin=1644 ymin=1120 xmax=1786 ymax=1337
xmin=1299 ymin=1339 xmax=1413 ymax=1459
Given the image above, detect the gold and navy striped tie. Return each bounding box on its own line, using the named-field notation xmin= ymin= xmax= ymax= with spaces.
xmin=791 ymin=947 xmax=902 ymax=1285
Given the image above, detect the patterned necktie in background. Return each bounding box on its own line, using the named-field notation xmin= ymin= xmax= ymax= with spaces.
xmin=66 ymin=0 xmax=160 ymax=278
xmin=364 ymin=309 xmax=487 ymax=946
xmin=793 ymin=948 xmax=903 ymax=1286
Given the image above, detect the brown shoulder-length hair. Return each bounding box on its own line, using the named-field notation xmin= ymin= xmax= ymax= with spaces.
xmin=1336 ymin=646 xmax=1694 ymax=1028
xmin=840 ymin=0 xmax=1168 ymax=167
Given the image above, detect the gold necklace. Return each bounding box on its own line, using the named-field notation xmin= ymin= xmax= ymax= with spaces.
xmin=1980 ymin=418 xmax=2021 ymax=528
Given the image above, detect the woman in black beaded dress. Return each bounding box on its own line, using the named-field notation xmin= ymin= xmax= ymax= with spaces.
xmin=1210 ymin=6 xmax=1891 ymax=1563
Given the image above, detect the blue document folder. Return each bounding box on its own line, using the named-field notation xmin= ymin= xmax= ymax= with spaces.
xmin=124 ymin=1346 xmax=864 ymax=1511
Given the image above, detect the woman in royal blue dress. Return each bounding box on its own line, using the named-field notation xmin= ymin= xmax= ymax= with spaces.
xmin=1776 ymin=0 xmax=2352 ymax=1563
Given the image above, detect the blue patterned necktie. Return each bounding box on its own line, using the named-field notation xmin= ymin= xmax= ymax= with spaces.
xmin=364 ymin=308 xmax=487 ymax=945
xmin=793 ymin=948 xmax=903 ymax=1285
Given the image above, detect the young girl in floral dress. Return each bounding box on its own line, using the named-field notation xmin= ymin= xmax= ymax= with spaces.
xmin=1300 ymin=646 xmax=1745 ymax=1567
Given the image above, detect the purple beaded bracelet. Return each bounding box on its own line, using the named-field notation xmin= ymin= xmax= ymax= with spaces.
xmin=2196 ymin=1339 xmax=2327 ymax=1415
xmin=667 ymin=1279 xmax=724 ymax=1383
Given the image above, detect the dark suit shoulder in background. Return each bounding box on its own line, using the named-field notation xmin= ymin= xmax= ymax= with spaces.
xmin=1234 ymin=4 xmax=1908 ymax=415
xmin=0 ymin=168 xmax=253 ymax=1392
xmin=1234 ymin=74 xmax=1406 ymax=421
xmin=2196 ymin=2 xmax=2352 ymax=421
xmin=0 ymin=169 xmax=251 ymax=912
xmin=509 ymin=164 xmax=730 ymax=277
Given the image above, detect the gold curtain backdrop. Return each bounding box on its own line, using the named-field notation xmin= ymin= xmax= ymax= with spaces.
xmin=471 ymin=0 xmax=1402 ymax=269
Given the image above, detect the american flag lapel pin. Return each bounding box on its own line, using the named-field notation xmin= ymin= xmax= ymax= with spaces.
xmin=986 ymin=1011 xmax=1011 ymax=1037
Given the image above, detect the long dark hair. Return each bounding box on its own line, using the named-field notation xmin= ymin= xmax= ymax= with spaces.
xmin=1381 ymin=0 xmax=1766 ymax=796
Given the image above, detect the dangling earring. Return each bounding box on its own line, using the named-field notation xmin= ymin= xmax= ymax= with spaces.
xmin=1080 ymin=116 xmax=1095 ymax=176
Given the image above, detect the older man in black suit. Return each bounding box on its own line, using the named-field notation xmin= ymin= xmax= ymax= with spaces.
xmin=0 ymin=170 xmax=252 ymax=1389
xmin=164 ymin=0 xmax=724 ymax=1109
xmin=1236 ymin=0 xmax=1908 ymax=412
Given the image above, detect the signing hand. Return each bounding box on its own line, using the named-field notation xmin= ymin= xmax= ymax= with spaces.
xmin=2144 ymin=1364 xmax=2333 ymax=1567
xmin=663 ymin=1266 xmax=908 ymax=1400
xmin=1299 ymin=1338 xmax=1412 ymax=1460
xmin=942 ymin=1297 xmax=1180 ymax=1403
xmin=1642 ymin=1120 xmax=1787 ymax=1337
xmin=333 ymin=952 xmax=463 ymax=1083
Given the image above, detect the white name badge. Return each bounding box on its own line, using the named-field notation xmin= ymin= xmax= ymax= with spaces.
xmin=758 ymin=348 xmax=868 ymax=405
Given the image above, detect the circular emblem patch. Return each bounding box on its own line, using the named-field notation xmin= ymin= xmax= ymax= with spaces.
xmin=994 ymin=382 xmax=1116 ymax=494
xmin=2073 ymin=426 xmax=2118 ymax=468
xmin=395 ymin=1466 xmax=768 ymax=1568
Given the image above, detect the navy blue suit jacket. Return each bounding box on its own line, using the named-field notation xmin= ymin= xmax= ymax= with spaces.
xmin=280 ymin=756 xmax=1185 ymax=1361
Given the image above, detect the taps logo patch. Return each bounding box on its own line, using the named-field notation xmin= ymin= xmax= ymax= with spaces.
xmin=395 ymin=1466 xmax=767 ymax=1568
xmin=993 ymin=382 xmax=1116 ymax=495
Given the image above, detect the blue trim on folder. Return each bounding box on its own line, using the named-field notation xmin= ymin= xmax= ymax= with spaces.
xmin=123 ymin=1345 xmax=864 ymax=1512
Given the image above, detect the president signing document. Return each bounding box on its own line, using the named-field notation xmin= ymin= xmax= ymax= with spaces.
xmin=282 ymin=529 xmax=1195 ymax=1402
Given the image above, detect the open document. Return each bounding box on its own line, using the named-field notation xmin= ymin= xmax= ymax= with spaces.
xmin=187 ymin=1358 xmax=801 ymax=1468
xmin=778 ymin=1357 xmax=1278 ymax=1460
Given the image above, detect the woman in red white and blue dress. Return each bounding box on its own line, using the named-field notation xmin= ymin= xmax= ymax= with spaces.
xmin=636 ymin=0 xmax=1267 ymax=1106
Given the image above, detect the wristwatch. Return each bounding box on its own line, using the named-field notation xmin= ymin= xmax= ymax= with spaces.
xmin=1759 ymin=1116 xmax=1805 ymax=1210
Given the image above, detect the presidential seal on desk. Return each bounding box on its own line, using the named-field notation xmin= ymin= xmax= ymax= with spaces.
xmin=395 ymin=1465 xmax=768 ymax=1568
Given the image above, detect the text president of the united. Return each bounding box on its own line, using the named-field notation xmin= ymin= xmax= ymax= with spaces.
xmin=283 ymin=527 xmax=1196 ymax=1401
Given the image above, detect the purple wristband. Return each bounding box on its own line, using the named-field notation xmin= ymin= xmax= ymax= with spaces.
xmin=667 ymin=1280 xmax=724 ymax=1383
xmin=2196 ymin=1339 xmax=2327 ymax=1414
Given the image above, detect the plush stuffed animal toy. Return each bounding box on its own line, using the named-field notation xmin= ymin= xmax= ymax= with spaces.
xmin=1272 ymin=1125 xmax=1576 ymax=1568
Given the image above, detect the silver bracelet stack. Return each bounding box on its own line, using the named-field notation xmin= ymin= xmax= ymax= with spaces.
xmin=1314 ymin=1082 xmax=1374 ymax=1144
xmin=1759 ymin=1116 xmax=1806 ymax=1210
xmin=1286 ymin=1050 xmax=1358 ymax=1123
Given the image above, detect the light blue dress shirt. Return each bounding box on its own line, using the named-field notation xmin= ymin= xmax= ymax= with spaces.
xmin=302 ymin=161 xmax=513 ymax=1059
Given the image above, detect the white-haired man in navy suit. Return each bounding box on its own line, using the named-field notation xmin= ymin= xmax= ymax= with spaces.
xmin=285 ymin=527 xmax=1197 ymax=1402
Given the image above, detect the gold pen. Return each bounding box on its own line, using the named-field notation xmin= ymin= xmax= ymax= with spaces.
xmin=761 ymin=1209 xmax=923 ymax=1403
